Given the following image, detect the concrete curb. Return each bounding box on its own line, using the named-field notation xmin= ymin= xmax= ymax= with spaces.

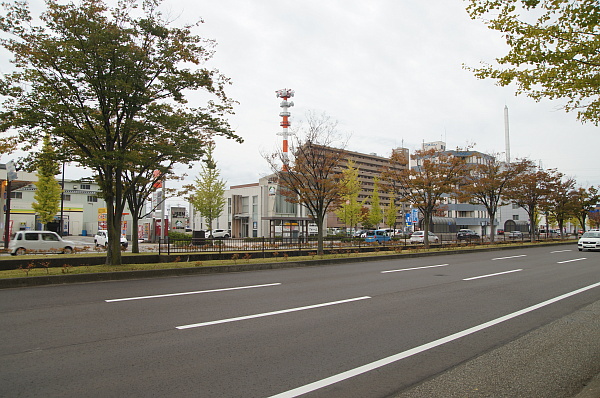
xmin=0 ymin=241 xmax=574 ymax=289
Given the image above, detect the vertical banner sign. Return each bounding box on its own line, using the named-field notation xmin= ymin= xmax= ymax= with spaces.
xmin=98 ymin=208 xmax=107 ymax=230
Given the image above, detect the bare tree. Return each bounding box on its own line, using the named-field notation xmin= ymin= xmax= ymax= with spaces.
xmin=265 ymin=111 xmax=347 ymax=254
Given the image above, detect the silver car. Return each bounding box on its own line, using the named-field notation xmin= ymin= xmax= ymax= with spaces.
xmin=9 ymin=231 xmax=75 ymax=255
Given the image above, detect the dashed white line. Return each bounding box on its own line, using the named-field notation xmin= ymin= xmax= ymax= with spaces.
xmin=267 ymin=282 xmax=600 ymax=398
xmin=557 ymin=258 xmax=587 ymax=264
xmin=176 ymin=296 xmax=371 ymax=329
xmin=105 ymin=283 xmax=282 ymax=303
xmin=381 ymin=264 xmax=449 ymax=274
xmin=550 ymin=249 xmax=572 ymax=254
xmin=491 ymin=255 xmax=527 ymax=261
xmin=463 ymin=269 xmax=523 ymax=281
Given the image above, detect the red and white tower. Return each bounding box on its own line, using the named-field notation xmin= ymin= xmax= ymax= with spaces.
xmin=275 ymin=88 xmax=294 ymax=170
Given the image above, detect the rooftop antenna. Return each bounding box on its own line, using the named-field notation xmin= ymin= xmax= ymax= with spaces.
xmin=504 ymin=105 xmax=511 ymax=163
xmin=275 ymin=88 xmax=294 ymax=171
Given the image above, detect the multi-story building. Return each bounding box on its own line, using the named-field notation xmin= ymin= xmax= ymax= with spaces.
xmin=324 ymin=146 xmax=410 ymax=231
xmin=206 ymin=147 xmax=411 ymax=238
xmin=414 ymin=143 xmax=524 ymax=236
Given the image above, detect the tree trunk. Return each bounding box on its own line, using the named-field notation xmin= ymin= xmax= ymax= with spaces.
xmin=316 ymin=217 xmax=324 ymax=255
xmin=489 ymin=211 xmax=496 ymax=243
xmin=423 ymin=213 xmax=431 ymax=249
xmin=105 ymin=200 xmax=123 ymax=265
xmin=529 ymin=210 xmax=536 ymax=243
xmin=131 ymin=215 xmax=139 ymax=253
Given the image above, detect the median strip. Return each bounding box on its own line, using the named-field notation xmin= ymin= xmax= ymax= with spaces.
xmin=105 ymin=283 xmax=282 ymax=302
xmin=176 ymin=296 xmax=371 ymax=329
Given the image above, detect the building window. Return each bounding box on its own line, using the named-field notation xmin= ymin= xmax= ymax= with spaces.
xmin=10 ymin=192 xmax=22 ymax=199
xmin=512 ymin=215 xmax=519 ymax=220
xmin=252 ymin=195 xmax=258 ymax=220
xmin=512 ymin=203 xmax=519 ymax=209
xmin=241 ymin=196 xmax=249 ymax=214
xmin=87 ymin=195 xmax=98 ymax=202
xmin=63 ymin=194 xmax=71 ymax=201
xmin=80 ymin=184 xmax=91 ymax=190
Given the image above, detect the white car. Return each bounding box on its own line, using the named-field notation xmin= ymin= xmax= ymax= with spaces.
xmin=9 ymin=231 xmax=75 ymax=255
xmin=578 ymin=231 xmax=600 ymax=251
xmin=206 ymin=229 xmax=230 ymax=239
xmin=94 ymin=230 xmax=128 ymax=249
xmin=410 ymin=231 xmax=440 ymax=244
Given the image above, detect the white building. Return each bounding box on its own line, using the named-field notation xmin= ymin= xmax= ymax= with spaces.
xmin=0 ymin=164 xmax=136 ymax=239
xmin=192 ymin=174 xmax=313 ymax=238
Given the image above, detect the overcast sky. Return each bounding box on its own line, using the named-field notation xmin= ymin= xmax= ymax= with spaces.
xmin=2 ymin=0 xmax=599 ymax=194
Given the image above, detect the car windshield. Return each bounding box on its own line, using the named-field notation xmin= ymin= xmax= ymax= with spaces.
xmin=582 ymin=232 xmax=600 ymax=238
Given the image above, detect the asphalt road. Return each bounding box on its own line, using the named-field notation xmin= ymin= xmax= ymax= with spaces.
xmin=0 ymin=245 xmax=598 ymax=397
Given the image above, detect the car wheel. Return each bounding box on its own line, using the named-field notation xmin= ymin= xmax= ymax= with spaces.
xmin=224 ymin=234 xmax=230 ymax=238
xmin=209 ymin=235 xmax=214 ymax=239
xmin=15 ymin=247 xmax=26 ymax=256
xmin=578 ymin=248 xmax=583 ymax=251
xmin=63 ymin=247 xmax=73 ymax=254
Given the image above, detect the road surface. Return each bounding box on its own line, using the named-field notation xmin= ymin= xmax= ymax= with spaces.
xmin=1 ymin=245 xmax=598 ymax=397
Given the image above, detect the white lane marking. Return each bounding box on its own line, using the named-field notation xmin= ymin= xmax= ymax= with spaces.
xmin=176 ymin=296 xmax=371 ymax=329
xmin=105 ymin=283 xmax=282 ymax=303
xmin=381 ymin=264 xmax=449 ymax=274
xmin=550 ymin=250 xmax=572 ymax=253
xmin=557 ymin=258 xmax=587 ymax=264
xmin=491 ymin=255 xmax=527 ymax=261
xmin=463 ymin=269 xmax=523 ymax=281
xmin=267 ymin=281 xmax=600 ymax=398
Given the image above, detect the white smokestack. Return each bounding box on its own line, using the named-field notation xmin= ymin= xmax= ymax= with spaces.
xmin=504 ymin=105 xmax=511 ymax=163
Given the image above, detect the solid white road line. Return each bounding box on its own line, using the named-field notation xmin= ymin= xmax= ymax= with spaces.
xmin=491 ymin=254 xmax=527 ymax=261
xmin=176 ymin=296 xmax=372 ymax=329
xmin=463 ymin=269 xmax=523 ymax=281
xmin=381 ymin=264 xmax=449 ymax=274
xmin=105 ymin=283 xmax=282 ymax=303
xmin=267 ymin=281 xmax=600 ymax=398
xmin=550 ymin=249 xmax=572 ymax=253
xmin=557 ymin=258 xmax=587 ymax=264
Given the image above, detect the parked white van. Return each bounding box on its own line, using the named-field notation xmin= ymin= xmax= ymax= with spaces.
xmin=9 ymin=231 xmax=75 ymax=255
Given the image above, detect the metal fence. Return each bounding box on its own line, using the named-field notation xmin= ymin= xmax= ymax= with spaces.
xmin=157 ymin=233 xmax=563 ymax=255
